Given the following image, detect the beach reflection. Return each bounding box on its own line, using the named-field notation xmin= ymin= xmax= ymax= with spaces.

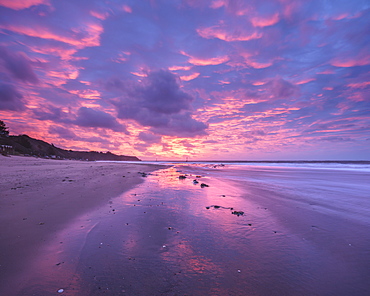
xmin=8 ymin=165 xmax=370 ymax=295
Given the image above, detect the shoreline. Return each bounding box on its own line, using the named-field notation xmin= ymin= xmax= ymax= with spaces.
xmin=1 ymin=156 xmax=369 ymax=295
xmin=0 ymin=155 xmax=167 ymax=292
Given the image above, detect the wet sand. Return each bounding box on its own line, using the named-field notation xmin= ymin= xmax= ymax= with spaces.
xmin=0 ymin=156 xmax=166 ymax=295
xmin=1 ymin=159 xmax=370 ymax=295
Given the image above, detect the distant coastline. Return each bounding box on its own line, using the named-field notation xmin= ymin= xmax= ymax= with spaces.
xmin=186 ymin=160 xmax=370 ymax=164
xmin=0 ymin=134 xmax=140 ymax=161
xmin=146 ymin=160 xmax=370 ymax=165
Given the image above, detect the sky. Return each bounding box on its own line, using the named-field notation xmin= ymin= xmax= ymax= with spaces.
xmin=0 ymin=0 xmax=369 ymax=161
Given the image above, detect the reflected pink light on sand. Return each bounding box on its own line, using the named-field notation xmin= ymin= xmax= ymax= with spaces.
xmin=161 ymin=238 xmax=222 ymax=276
xmin=5 ymin=218 xmax=97 ymax=296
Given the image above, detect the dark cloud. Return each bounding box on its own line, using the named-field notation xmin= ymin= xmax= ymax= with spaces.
xmin=243 ymin=102 xmax=270 ymax=113
xmin=114 ymin=70 xmax=208 ymax=137
xmin=0 ymin=83 xmax=25 ymax=111
xmin=74 ymin=107 xmax=126 ymax=132
xmin=149 ymin=112 xmax=208 ymax=137
xmin=266 ymin=78 xmax=298 ymax=100
xmin=49 ymin=125 xmax=111 ymax=144
xmin=134 ymin=131 xmax=162 ymax=152
xmin=246 ymin=129 xmax=266 ymax=136
xmin=0 ymin=47 xmax=38 ymax=84
xmin=138 ymin=132 xmax=162 ymax=144
xmin=180 ymin=140 xmax=195 ymax=148
xmin=140 ymin=70 xmax=194 ymax=114
xmin=49 ymin=126 xmax=76 ymax=139
xmin=33 ymin=106 xmax=64 ymax=121
xmin=318 ymin=136 xmax=353 ymax=142
xmin=36 ymin=106 xmax=128 ymax=134
xmin=81 ymin=136 xmax=111 ymax=144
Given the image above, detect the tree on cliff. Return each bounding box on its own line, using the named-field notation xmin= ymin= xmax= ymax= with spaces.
xmin=0 ymin=120 xmax=9 ymax=137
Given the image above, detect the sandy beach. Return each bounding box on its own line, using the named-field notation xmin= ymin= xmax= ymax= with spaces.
xmin=0 ymin=156 xmax=165 ymax=295
xmin=1 ymin=157 xmax=370 ymax=296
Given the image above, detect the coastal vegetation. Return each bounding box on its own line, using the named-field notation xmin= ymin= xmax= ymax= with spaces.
xmin=0 ymin=120 xmax=139 ymax=161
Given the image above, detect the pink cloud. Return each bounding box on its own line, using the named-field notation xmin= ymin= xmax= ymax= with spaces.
xmin=180 ymin=73 xmax=200 ymax=81
xmin=210 ymin=0 xmax=227 ymax=9
xmin=0 ymin=22 xmax=103 ymax=48
xmin=332 ymin=13 xmax=349 ymax=21
xmin=122 ymin=5 xmax=132 ymax=13
xmin=27 ymin=44 xmax=78 ymax=61
xmin=279 ymin=0 xmax=302 ymax=21
xmin=0 ymin=0 xmax=49 ymax=10
xmin=189 ymin=56 xmax=229 ymax=66
xmin=347 ymin=81 xmax=370 ymax=89
xmin=317 ymin=69 xmax=335 ymax=74
xmin=331 ymin=54 xmax=370 ymax=67
xmin=246 ymin=60 xmax=273 ymax=69
xmin=330 ymin=12 xmax=362 ymax=21
xmin=238 ymin=52 xmax=274 ymax=69
xmin=251 ymin=13 xmax=280 ymax=27
xmin=69 ymin=89 xmax=101 ymax=100
xmin=181 ymin=51 xmax=229 ymax=66
xmin=252 ymin=81 xmax=266 ymax=86
xmin=296 ymin=78 xmax=316 ymax=85
xmin=131 ymin=72 xmax=147 ymax=77
xmin=197 ymin=26 xmax=262 ymax=42
xmin=168 ymin=65 xmax=192 ymax=71
xmin=90 ymin=10 xmax=110 ymax=20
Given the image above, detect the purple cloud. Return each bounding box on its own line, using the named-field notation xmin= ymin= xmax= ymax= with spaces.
xmin=49 ymin=125 xmax=111 ymax=144
xmin=113 ymin=70 xmax=208 ymax=137
xmin=0 ymin=46 xmax=38 ymax=84
xmin=33 ymin=105 xmax=63 ymax=121
xmin=138 ymin=132 xmax=162 ymax=144
xmin=0 ymin=83 xmax=25 ymax=111
xmin=49 ymin=125 xmax=77 ymax=139
xmin=74 ymin=107 xmax=126 ymax=132
xmin=267 ymin=78 xmax=298 ymax=100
